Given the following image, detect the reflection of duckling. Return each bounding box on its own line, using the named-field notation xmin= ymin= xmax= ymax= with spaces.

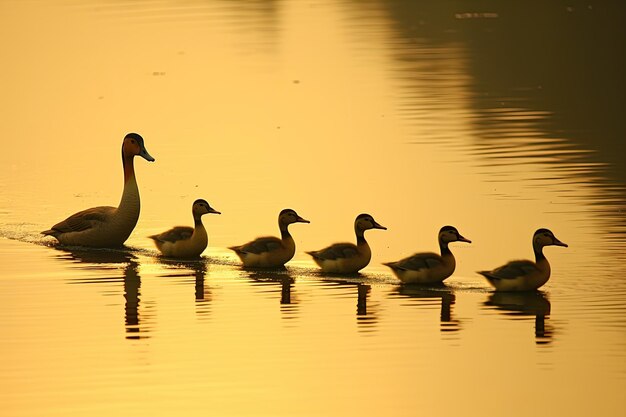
xmin=306 ymin=214 xmax=386 ymax=274
xmin=193 ymin=262 xmax=208 ymax=302
xmin=42 ymin=133 xmax=155 ymax=247
xmin=357 ymin=283 xmax=370 ymax=316
xmin=485 ymin=291 xmax=551 ymax=316
xmin=395 ymin=285 xmax=459 ymax=330
xmin=230 ymin=209 xmax=309 ymax=268
xmin=149 ymin=199 xmax=221 ymax=258
xmin=384 ymin=226 xmax=471 ymax=284
xmin=478 ymin=229 xmax=568 ymax=291
xmin=484 ymin=291 xmax=553 ymax=342
xmin=247 ymin=269 xmax=295 ymax=305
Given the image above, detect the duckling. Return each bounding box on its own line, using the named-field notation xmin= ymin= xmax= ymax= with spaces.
xmin=478 ymin=228 xmax=568 ymax=291
xmin=229 ymin=209 xmax=310 ymax=268
xmin=383 ymin=225 xmax=471 ymax=284
xmin=306 ymin=213 xmax=386 ymax=274
xmin=149 ymin=199 xmax=221 ymax=258
xmin=42 ymin=133 xmax=155 ymax=247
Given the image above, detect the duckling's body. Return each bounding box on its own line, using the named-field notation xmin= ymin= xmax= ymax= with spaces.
xmin=384 ymin=226 xmax=471 ymax=284
xmin=149 ymin=199 xmax=220 ymax=259
xmin=478 ymin=228 xmax=567 ymax=292
xmin=229 ymin=209 xmax=309 ymax=268
xmin=42 ymin=133 xmax=155 ymax=247
xmin=307 ymin=213 xmax=386 ymax=274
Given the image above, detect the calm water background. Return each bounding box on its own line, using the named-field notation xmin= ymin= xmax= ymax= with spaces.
xmin=1 ymin=1 xmax=625 ymax=416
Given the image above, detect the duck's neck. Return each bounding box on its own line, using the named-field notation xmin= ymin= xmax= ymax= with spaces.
xmin=118 ymin=155 xmax=140 ymax=217
xmin=533 ymin=244 xmax=551 ymax=279
xmin=534 ymin=245 xmax=546 ymax=263
xmin=439 ymin=240 xmax=452 ymax=257
xmin=192 ymin=215 xmax=207 ymax=242
xmin=280 ymin=222 xmax=292 ymax=240
xmin=355 ymin=228 xmax=368 ymax=246
xmin=193 ymin=215 xmax=204 ymax=228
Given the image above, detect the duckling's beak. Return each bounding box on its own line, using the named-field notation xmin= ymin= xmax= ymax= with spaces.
xmin=139 ymin=146 xmax=155 ymax=162
xmin=208 ymin=208 xmax=221 ymax=215
xmin=373 ymin=221 xmax=387 ymax=230
xmin=458 ymin=235 xmax=472 ymax=243
xmin=296 ymin=216 xmax=310 ymax=224
xmin=553 ymin=237 xmax=568 ymax=247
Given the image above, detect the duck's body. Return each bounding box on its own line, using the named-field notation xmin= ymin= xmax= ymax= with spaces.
xmin=478 ymin=228 xmax=567 ymax=292
xmin=384 ymin=226 xmax=471 ymax=284
xmin=42 ymin=133 xmax=154 ymax=247
xmin=150 ymin=199 xmax=220 ymax=259
xmin=229 ymin=209 xmax=309 ymax=268
xmin=307 ymin=213 xmax=386 ymax=274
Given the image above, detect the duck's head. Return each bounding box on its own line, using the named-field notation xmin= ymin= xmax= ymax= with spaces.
xmin=533 ymin=228 xmax=567 ymax=248
xmin=355 ymin=213 xmax=387 ymax=232
xmin=439 ymin=225 xmax=471 ymax=244
xmin=193 ymin=199 xmax=221 ymax=216
xmin=279 ymin=208 xmax=310 ymax=225
xmin=122 ymin=133 xmax=155 ymax=162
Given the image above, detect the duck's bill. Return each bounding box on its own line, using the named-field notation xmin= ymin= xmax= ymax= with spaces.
xmin=297 ymin=216 xmax=310 ymax=223
xmin=458 ymin=235 xmax=472 ymax=243
xmin=554 ymin=238 xmax=568 ymax=247
xmin=373 ymin=221 xmax=387 ymax=230
xmin=209 ymin=208 xmax=221 ymax=215
xmin=140 ymin=147 xmax=155 ymax=162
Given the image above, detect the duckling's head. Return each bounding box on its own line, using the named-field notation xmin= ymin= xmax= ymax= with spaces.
xmin=355 ymin=213 xmax=387 ymax=232
xmin=439 ymin=225 xmax=471 ymax=244
xmin=122 ymin=133 xmax=155 ymax=162
xmin=279 ymin=209 xmax=310 ymax=225
xmin=533 ymin=228 xmax=567 ymax=248
xmin=192 ymin=199 xmax=221 ymax=216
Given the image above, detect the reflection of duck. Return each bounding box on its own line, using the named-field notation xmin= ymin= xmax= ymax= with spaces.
xmin=149 ymin=199 xmax=220 ymax=258
xmin=478 ymin=228 xmax=568 ymax=291
xmin=123 ymin=260 xmax=142 ymax=339
xmin=484 ymin=291 xmax=553 ymax=342
xmin=55 ymin=246 xmax=137 ymax=265
xmin=230 ymin=209 xmax=309 ymax=268
xmin=42 ymin=133 xmax=155 ymax=247
xmin=384 ymin=226 xmax=471 ymax=284
xmin=307 ymin=214 xmax=386 ymax=274
xmin=395 ymin=285 xmax=459 ymax=331
xmin=55 ymin=247 xmax=148 ymax=339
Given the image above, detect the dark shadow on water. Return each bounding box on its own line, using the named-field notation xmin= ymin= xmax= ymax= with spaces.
xmin=378 ymin=0 xmax=626 ymax=241
xmin=484 ymin=291 xmax=554 ymax=345
xmin=393 ymin=284 xmax=461 ymax=334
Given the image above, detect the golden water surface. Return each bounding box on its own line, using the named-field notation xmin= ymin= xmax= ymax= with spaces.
xmin=1 ymin=1 xmax=625 ymax=416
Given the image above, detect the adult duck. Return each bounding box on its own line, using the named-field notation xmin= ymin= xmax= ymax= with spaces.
xmin=149 ymin=199 xmax=220 ymax=258
xmin=306 ymin=213 xmax=386 ymax=274
xmin=478 ymin=228 xmax=567 ymax=291
xmin=383 ymin=225 xmax=471 ymax=284
xmin=229 ymin=209 xmax=309 ymax=268
xmin=42 ymin=133 xmax=155 ymax=247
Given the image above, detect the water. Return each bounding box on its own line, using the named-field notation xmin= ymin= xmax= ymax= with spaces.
xmin=1 ymin=1 xmax=625 ymax=416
